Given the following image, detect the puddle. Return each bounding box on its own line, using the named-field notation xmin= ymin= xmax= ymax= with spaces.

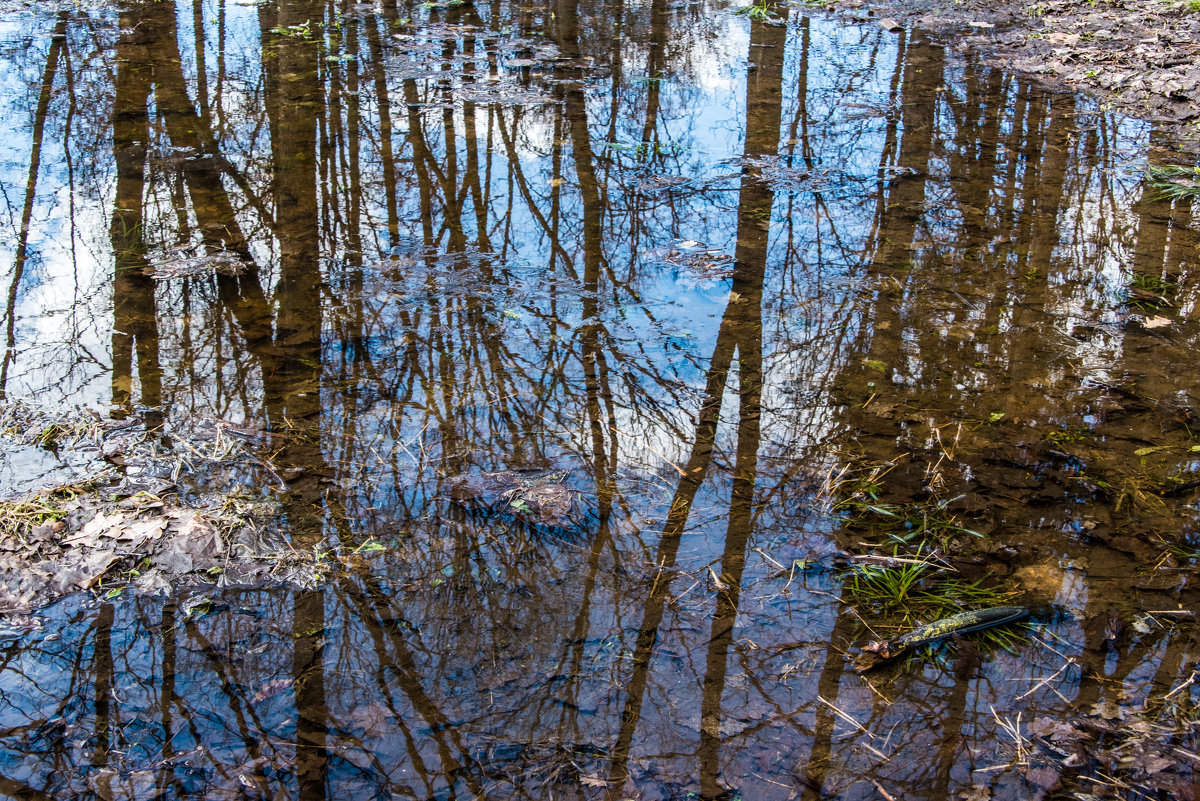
xmin=0 ymin=0 xmax=1198 ymax=798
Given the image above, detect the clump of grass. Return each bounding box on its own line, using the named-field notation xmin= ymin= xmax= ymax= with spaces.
xmin=1146 ymin=165 xmax=1200 ymax=201
xmin=1128 ymin=272 xmax=1170 ymax=294
xmin=1111 ymin=473 xmax=1167 ymax=514
xmin=0 ymin=401 xmax=103 ymax=448
xmin=826 ymin=455 xmax=1027 ymax=669
xmin=0 ymin=492 xmax=71 ymax=542
xmin=844 ymin=552 xmax=1025 ymax=673
xmin=823 ymin=458 xmax=984 ymax=550
xmin=845 ymin=554 xmax=1016 ymax=623
xmin=1122 ymin=271 xmax=1174 ymax=311
xmin=1153 ymin=531 xmax=1200 ymax=564
xmin=269 ymin=20 xmax=318 ymax=39
xmin=831 ymin=474 xmax=983 ymax=550
xmin=735 ymin=0 xmax=781 ymax=21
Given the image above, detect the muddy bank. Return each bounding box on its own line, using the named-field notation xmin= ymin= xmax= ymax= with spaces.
xmin=0 ymin=403 xmax=333 ymax=616
xmin=832 ymin=0 xmax=1200 ymax=147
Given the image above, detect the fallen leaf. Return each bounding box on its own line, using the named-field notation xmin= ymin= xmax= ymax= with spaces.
xmin=958 ymin=783 xmax=991 ymax=801
xmin=63 ymin=511 xmax=126 ymax=547
xmin=1132 ymin=753 xmax=1173 ymax=775
xmin=66 ymin=549 xmax=120 ymax=589
xmin=345 ymin=701 xmax=395 ymax=733
xmin=114 ymin=517 xmax=169 ymax=548
xmin=131 ymin=569 xmax=171 ymax=595
xmin=1025 ymin=765 xmax=1061 ymax=790
xmin=1143 ymin=315 xmax=1171 ymax=328
xmin=1090 ymin=699 xmax=1125 ymax=721
xmin=153 ymin=515 xmax=225 ymax=574
xmin=1029 ymin=716 xmax=1085 ymax=743
xmin=251 ymin=677 xmax=293 ymax=703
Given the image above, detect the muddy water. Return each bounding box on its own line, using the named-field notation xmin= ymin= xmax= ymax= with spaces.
xmin=0 ymin=0 xmax=1198 ymax=798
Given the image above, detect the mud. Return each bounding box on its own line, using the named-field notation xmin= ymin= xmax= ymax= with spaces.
xmin=838 ymin=0 xmax=1200 ymax=145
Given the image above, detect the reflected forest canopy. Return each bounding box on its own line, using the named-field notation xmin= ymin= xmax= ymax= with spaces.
xmin=0 ymin=0 xmax=1198 ymax=799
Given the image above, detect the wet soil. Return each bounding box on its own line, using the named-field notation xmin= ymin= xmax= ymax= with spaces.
xmin=838 ymin=0 xmax=1200 ymax=145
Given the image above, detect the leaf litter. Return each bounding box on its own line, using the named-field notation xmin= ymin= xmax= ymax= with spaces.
xmin=0 ymin=401 xmax=357 ymax=619
xmin=838 ymin=0 xmax=1200 ymax=139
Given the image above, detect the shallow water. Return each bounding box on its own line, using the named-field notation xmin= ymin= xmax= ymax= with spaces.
xmin=0 ymin=0 xmax=1198 ymax=798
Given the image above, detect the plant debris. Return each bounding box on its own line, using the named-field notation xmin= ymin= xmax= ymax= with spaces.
xmin=835 ymin=0 xmax=1200 ymax=138
xmin=852 ymin=605 xmax=1028 ymax=672
xmin=446 ymin=468 xmax=582 ymax=525
xmin=144 ymin=249 xmax=249 ymax=279
xmin=1023 ymin=697 xmax=1200 ymax=801
xmin=0 ymin=402 xmax=356 ymax=617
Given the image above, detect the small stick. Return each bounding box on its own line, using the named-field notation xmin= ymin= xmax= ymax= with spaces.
xmin=1029 ymin=632 xmax=1074 ymax=663
xmin=1016 ymin=660 xmax=1075 ymax=701
xmin=870 ymin=779 xmax=897 ymax=801
xmin=817 ymin=695 xmax=873 ymax=738
xmin=1172 ymin=747 xmax=1200 ymax=765
xmin=752 ymin=546 xmax=787 ymax=570
xmin=708 ymin=566 xmax=725 ymax=591
xmin=1162 ymin=669 xmax=1197 ymax=701
xmin=671 ymin=574 xmax=705 ymax=603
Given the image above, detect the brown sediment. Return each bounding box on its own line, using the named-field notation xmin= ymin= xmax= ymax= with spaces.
xmin=833 ymin=0 xmax=1200 ymax=146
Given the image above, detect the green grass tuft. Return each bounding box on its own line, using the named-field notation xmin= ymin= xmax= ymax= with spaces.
xmin=1146 ymin=165 xmax=1200 ymax=201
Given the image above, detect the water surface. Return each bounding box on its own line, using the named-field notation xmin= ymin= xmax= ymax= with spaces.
xmin=1 ymin=0 xmax=1198 ymax=798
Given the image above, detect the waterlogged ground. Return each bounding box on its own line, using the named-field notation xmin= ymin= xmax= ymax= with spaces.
xmin=0 ymin=0 xmax=1198 ymax=798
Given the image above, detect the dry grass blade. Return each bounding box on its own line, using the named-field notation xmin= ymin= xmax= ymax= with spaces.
xmin=990 ymin=706 xmax=1029 ymax=763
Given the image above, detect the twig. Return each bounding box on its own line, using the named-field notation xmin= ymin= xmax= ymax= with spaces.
xmin=818 ymin=695 xmax=873 ymax=738
xmin=990 ymin=706 xmax=1028 ymax=762
xmin=670 ymin=574 xmax=705 ymax=603
xmin=708 ymin=566 xmax=725 ymax=591
xmin=870 ymin=779 xmax=897 ymax=801
xmin=752 ymin=546 xmax=786 ymax=570
xmin=1172 ymin=747 xmax=1200 ymax=765
xmin=1016 ymin=660 xmax=1076 ymax=701
xmin=1162 ymin=669 xmax=1197 ymax=701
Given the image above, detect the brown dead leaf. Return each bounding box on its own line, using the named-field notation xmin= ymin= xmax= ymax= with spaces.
xmin=55 ymin=549 xmax=121 ymax=590
xmin=113 ymin=517 xmax=168 ymax=547
xmin=63 ymin=511 xmax=126 ymax=547
xmin=958 ymin=783 xmax=991 ymax=801
xmin=1029 ymin=716 xmax=1085 ymax=743
xmin=1090 ymin=699 xmax=1126 ymax=721
xmin=345 ymin=701 xmax=395 ymax=734
xmin=1131 ymin=753 xmax=1173 ymax=775
xmin=153 ymin=514 xmax=225 ymax=574
xmin=1025 ymin=765 xmax=1061 ymax=790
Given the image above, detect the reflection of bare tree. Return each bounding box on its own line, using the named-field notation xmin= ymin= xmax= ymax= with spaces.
xmin=695 ymin=9 xmax=783 ymax=799
xmin=1 ymin=12 xmax=68 ymax=397
xmin=338 ymin=576 xmax=489 ymax=796
xmin=89 ymin=603 xmax=115 ymax=773
xmin=259 ymin=5 xmax=332 ymax=798
xmin=110 ymin=10 xmax=161 ymax=416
